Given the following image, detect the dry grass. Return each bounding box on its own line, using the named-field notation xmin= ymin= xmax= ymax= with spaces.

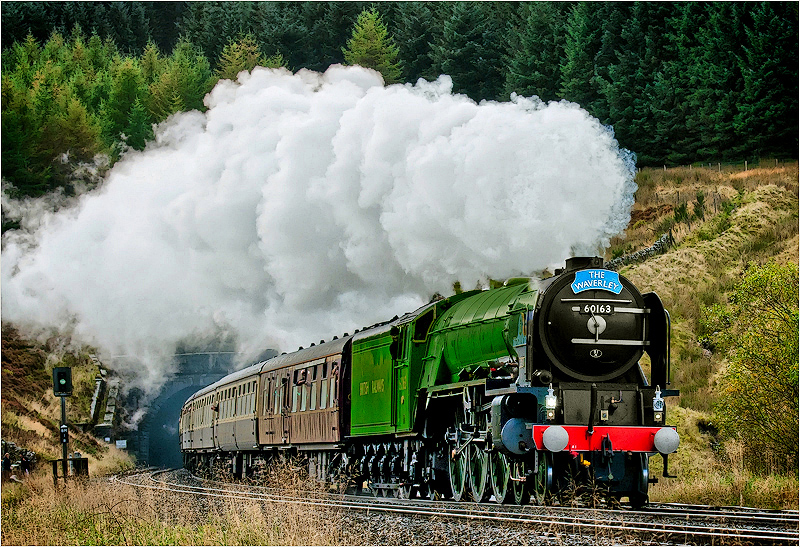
xmin=647 ymin=405 xmax=798 ymax=510
xmin=1 ymin=462 xmax=345 ymax=546
xmin=651 ymin=432 xmax=799 ymax=510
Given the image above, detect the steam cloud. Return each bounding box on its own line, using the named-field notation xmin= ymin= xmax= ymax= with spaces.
xmin=2 ymin=65 xmax=636 ymax=396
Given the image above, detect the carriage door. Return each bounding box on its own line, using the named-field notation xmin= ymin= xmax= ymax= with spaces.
xmin=212 ymin=392 xmax=219 ymax=448
xmin=280 ymin=370 xmax=291 ymax=444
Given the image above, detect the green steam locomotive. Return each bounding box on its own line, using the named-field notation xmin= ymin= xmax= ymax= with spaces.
xmin=180 ymin=256 xmax=679 ymax=506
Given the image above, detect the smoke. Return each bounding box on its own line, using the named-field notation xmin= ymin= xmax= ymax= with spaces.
xmin=1 ymin=65 xmax=636 ymax=397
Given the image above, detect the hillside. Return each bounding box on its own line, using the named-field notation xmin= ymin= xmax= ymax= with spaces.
xmin=607 ymin=162 xmax=799 ymax=507
xmin=612 ymin=163 xmax=797 ymax=410
xmin=1 ymin=162 xmax=797 ymax=505
xmin=1 ymin=327 xmax=133 ymax=475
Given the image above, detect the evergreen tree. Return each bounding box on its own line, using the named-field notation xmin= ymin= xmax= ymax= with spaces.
xmin=45 ymin=95 xmax=103 ymax=162
xmin=123 ymin=98 xmax=153 ymax=151
xmin=140 ymin=40 xmax=165 ymax=85
xmin=216 ymin=34 xmax=265 ymax=81
xmin=734 ymin=2 xmax=798 ymax=159
xmin=686 ymin=3 xmax=748 ymax=160
xmin=141 ymin=1 xmax=188 ymax=53
xmin=504 ymin=2 xmax=568 ymax=102
xmin=1 ymin=1 xmax=151 ymax=54
xmin=591 ymin=3 xmax=630 ymax=123
xmin=147 ymin=38 xmax=213 ymax=122
xmin=103 ymin=55 xmax=149 ymax=147
xmin=391 ymin=2 xmax=441 ymax=83
xmin=559 ymin=2 xmax=605 ymax=116
xmin=298 ymin=2 xmax=366 ymax=72
xmin=215 ymin=34 xmax=284 ymax=82
xmin=602 ymin=2 xmax=675 ymax=164
xmin=253 ymin=2 xmax=309 ymax=71
xmin=342 ymin=8 xmax=402 ymax=84
xmin=430 ymin=2 xmax=507 ymax=101
xmin=652 ymin=2 xmax=706 ymax=164
xmin=178 ymin=1 xmax=269 ymax=65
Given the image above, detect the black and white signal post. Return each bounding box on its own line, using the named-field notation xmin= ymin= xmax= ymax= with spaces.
xmin=52 ymin=367 xmax=73 ymax=486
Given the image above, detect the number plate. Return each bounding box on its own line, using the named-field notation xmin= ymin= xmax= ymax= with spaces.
xmin=572 ymin=304 xmax=614 ymax=315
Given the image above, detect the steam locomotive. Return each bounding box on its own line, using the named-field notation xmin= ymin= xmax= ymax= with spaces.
xmin=179 ymin=256 xmax=679 ymax=506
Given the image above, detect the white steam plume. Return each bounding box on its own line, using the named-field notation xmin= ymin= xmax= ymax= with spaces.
xmin=2 ymin=65 xmax=636 ymax=396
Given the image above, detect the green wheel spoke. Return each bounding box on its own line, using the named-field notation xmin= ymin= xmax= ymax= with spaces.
xmin=489 ymin=451 xmax=513 ymax=504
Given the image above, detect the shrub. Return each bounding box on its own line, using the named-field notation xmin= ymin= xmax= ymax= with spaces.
xmin=702 ymin=261 xmax=799 ymax=475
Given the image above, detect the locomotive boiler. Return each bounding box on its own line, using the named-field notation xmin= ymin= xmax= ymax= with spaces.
xmin=180 ymin=256 xmax=679 ymax=506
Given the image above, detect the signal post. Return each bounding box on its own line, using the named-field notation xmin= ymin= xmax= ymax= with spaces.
xmin=52 ymin=367 xmax=72 ymax=487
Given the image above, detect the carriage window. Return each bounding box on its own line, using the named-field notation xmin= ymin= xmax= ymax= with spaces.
xmin=322 ymin=362 xmax=328 ymax=379
xmin=300 ymin=383 xmax=308 ymax=412
xmin=321 ymin=379 xmax=329 ymax=409
xmin=330 ymin=377 xmax=337 ymax=407
xmin=292 ymin=385 xmax=299 ymax=412
xmin=275 ymin=385 xmax=281 ymax=415
xmin=310 ymin=381 xmax=317 ymax=411
xmin=313 ymin=365 xmax=318 ymax=381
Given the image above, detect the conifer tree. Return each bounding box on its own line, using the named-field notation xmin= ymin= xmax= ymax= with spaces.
xmin=343 ymin=8 xmax=402 ymax=84
xmin=652 ymin=2 xmax=705 ymax=164
xmin=430 ymin=2 xmax=507 ymax=101
xmin=140 ymin=41 xmax=164 ymax=84
xmin=147 ymin=39 xmax=213 ymax=122
xmin=103 ymin=56 xmax=149 ymax=147
xmin=602 ymin=2 xmax=675 ymax=164
xmin=559 ymin=2 xmax=604 ymax=116
xmin=734 ymin=1 xmax=798 ymax=158
xmin=123 ymin=98 xmax=153 ymax=151
xmin=215 ymin=35 xmax=285 ymax=81
xmin=504 ymin=2 xmax=567 ymax=102
xmin=393 ymin=2 xmax=440 ymax=83
xmin=46 ymin=96 xmax=102 ymax=161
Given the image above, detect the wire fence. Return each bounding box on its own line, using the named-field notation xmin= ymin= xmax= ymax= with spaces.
xmin=639 ymin=158 xmax=790 ymax=174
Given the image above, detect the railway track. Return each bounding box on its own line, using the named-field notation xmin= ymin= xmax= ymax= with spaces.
xmin=113 ymin=469 xmax=799 ymax=545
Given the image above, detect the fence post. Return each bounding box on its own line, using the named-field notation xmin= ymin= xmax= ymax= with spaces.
xmin=745 ymin=160 xmax=748 ymax=171
xmin=718 ymin=163 xmax=721 ymax=172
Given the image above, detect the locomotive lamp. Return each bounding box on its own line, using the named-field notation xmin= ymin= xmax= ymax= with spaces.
xmin=653 ymin=387 xmax=665 ymax=423
xmin=545 ymin=384 xmax=557 ymax=420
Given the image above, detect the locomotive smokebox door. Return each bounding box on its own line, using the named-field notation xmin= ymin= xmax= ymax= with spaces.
xmin=536 ymin=258 xmax=649 ymax=382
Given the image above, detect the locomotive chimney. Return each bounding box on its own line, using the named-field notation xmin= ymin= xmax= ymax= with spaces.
xmin=563 ymin=256 xmax=604 ymax=273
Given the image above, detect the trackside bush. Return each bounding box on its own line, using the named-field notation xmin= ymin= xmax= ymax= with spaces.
xmin=701 ymin=261 xmax=799 ymax=474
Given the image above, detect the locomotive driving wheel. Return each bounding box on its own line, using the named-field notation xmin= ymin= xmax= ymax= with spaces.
xmin=511 ymin=460 xmax=530 ymax=505
xmin=448 ymin=405 xmax=469 ymax=501
xmin=530 ymin=450 xmax=553 ymax=506
xmin=629 ymin=453 xmax=649 ymax=508
xmin=467 ymin=409 xmax=490 ymax=502
xmin=489 ymin=451 xmax=513 ymax=504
